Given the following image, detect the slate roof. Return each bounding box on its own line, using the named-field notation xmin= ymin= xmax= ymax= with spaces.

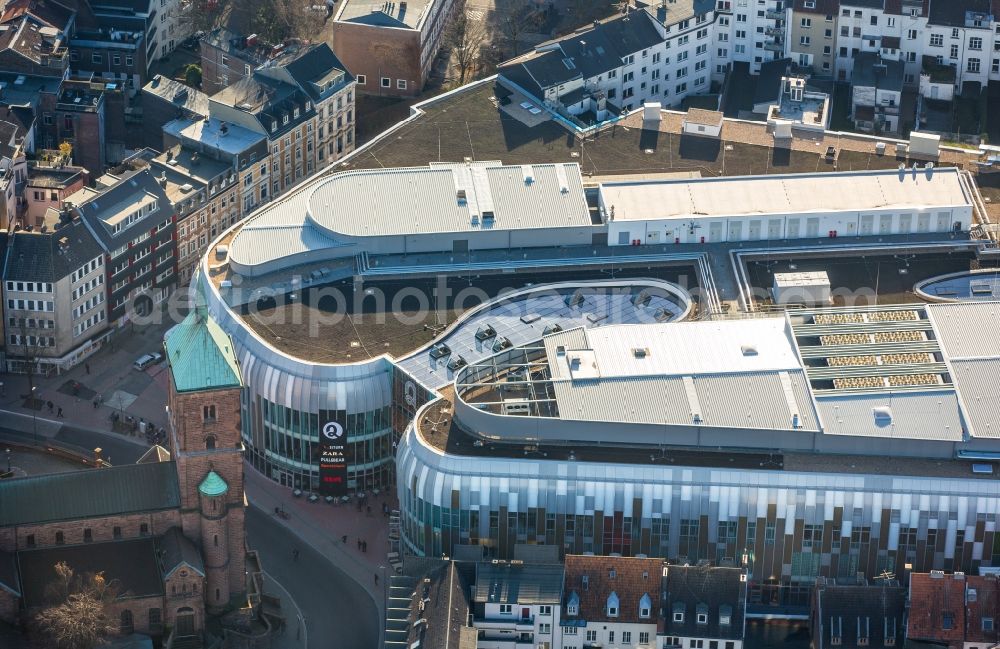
xmin=142 ymin=75 xmax=210 ymax=118
xmin=563 ymin=555 xmax=664 ymax=626
xmin=907 ymin=572 xmax=968 ymax=644
xmin=927 ymin=0 xmax=995 ymax=27
xmin=0 ymin=462 xmax=181 ymax=527
xmin=164 ymin=308 xmax=242 ymax=392
xmin=408 ymin=562 xmax=473 ymax=649
xmin=852 ymin=52 xmax=904 ymax=92
xmin=212 ymin=75 xmax=315 ymax=138
xmin=792 ymin=0 xmax=841 ymax=14
xmin=157 ymin=527 xmax=205 ymax=579
xmin=267 ymin=42 xmax=353 ymax=102
xmin=813 ymin=579 xmax=906 ymax=649
xmin=499 ymin=12 xmax=665 ymax=96
xmin=474 ymin=562 xmax=563 ymax=605
xmin=17 ymin=538 xmax=163 ymax=608
xmin=2 ymin=219 xmax=104 ymax=283
xmin=75 ymin=168 xmax=173 ymax=252
xmin=754 ymin=57 xmax=793 ymax=106
xmin=663 ymin=564 xmax=746 ymax=641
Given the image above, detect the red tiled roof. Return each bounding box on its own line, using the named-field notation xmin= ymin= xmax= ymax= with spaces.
xmin=907 ymin=572 xmax=968 ymax=646
xmin=563 ymin=555 xmax=664 ymax=626
xmin=965 ymin=575 xmax=1000 ymax=645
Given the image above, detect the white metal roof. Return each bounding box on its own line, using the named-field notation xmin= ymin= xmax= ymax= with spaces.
xmin=927 ymin=302 xmax=1000 ymax=359
xmin=773 ymin=271 xmax=830 ymax=288
xmin=548 ymin=317 xmax=803 ymax=380
xmin=599 ymin=167 xmax=971 ymax=222
xmin=815 ymin=391 xmax=964 ymax=441
xmin=306 ymin=162 xmax=592 ymax=239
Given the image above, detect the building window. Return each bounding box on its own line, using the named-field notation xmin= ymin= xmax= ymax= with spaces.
xmin=55 ymin=531 xmax=64 ymax=545
xmin=380 ymin=77 xmax=390 ymax=88
xmin=587 ymin=630 xmax=598 ymax=642
xmin=499 ymin=604 xmax=512 ymax=614
xmin=203 ymin=404 xmax=217 ymax=422
xmin=149 ymin=608 xmax=162 ymax=631
xmin=113 ymin=526 xmax=122 ymax=539
xmin=216 ymin=588 xmax=221 ymax=601
xmin=357 ymin=74 xmax=366 ymax=85
xmin=930 ymin=33 xmax=943 ymax=47
xmin=640 ymin=632 xmax=650 ymax=645
xmin=397 ymin=79 xmax=407 ymax=90
xmin=943 ymin=613 xmax=954 ymax=630
xmin=984 ymin=617 xmax=995 ymax=632
xmin=140 ymin=523 xmax=149 ymax=536
xmin=951 ymin=44 xmax=959 ymax=58
xmin=26 ymin=534 xmax=35 ymax=548
xmin=120 ymin=610 xmax=134 ymax=634
xmin=213 ymin=534 xmax=219 ymax=547
xmin=607 ymin=592 xmax=619 ymax=617
xmin=968 ymin=58 xmax=981 ymax=73
xmin=92 ymin=53 xmax=102 ymax=64
xmin=206 ymin=435 xmax=216 ymax=450
xmin=84 ymin=528 xmax=93 ymax=543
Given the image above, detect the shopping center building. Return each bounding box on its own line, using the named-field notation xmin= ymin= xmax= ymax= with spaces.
xmin=196 ymin=157 xmax=1000 ymax=601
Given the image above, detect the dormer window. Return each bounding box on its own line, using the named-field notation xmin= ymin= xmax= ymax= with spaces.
xmin=293 ymin=107 xmax=300 ymax=118
xmin=566 ymin=591 xmax=580 ymax=616
xmin=696 ymin=603 xmax=709 ymax=625
xmin=639 ymin=593 xmax=652 ymax=619
xmin=606 ymin=592 xmax=619 ymax=618
xmin=719 ymin=604 xmax=733 ymax=626
xmin=271 ymin=121 xmax=277 ymax=132
xmin=672 ymin=602 xmax=685 ymax=623
xmin=283 ymin=114 xmax=289 ymax=125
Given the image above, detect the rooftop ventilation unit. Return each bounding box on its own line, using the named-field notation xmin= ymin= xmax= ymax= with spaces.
xmin=740 ymin=344 xmax=758 ymax=356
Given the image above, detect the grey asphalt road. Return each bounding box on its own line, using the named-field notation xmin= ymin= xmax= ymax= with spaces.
xmin=0 ymin=423 xmax=146 ymax=466
xmin=245 ymin=506 xmax=380 ymax=649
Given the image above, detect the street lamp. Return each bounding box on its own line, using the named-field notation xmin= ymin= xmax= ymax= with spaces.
xmin=5 ymin=448 xmax=10 ymax=473
xmin=31 ymin=386 xmax=38 ymax=446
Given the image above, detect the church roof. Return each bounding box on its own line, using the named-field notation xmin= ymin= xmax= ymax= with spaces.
xmin=157 ymin=527 xmax=205 ymax=579
xmin=0 ymin=462 xmax=180 ymax=527
xmin=198 ymin=470 xmax=229 ymax=497
xmin=164 ymin=308 xmax=242 ymax=392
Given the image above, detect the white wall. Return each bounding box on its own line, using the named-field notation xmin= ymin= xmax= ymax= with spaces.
xmin=606 ymin=205 xmax=972 ymax=246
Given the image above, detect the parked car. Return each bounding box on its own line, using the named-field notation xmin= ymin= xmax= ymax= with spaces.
xmin=133 ymin=352 xmax=163 ymax=371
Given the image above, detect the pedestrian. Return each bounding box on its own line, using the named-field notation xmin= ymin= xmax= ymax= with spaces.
xmin=57 ymin=407 xmax=64 ymax=418
xmin=341 ymin=534 xmax=348 ymax=544
xmin=362 ymin=540 xmax=367 ymax=553
xmin=374 ymin=573 xmax=378 ymax=585
xmin=93 ymin=397 xmax=98 ymax=409
xmin=85 ymin=363 xmax=90 ymax=375
xmin=47 ymin=400 xmax=53 ymax=413
xmin=357 ymin=538 xmax=361 ymax=550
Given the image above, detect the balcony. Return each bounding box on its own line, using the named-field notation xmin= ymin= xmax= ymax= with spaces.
xmin=765 ymin=9 xmax=783 ymax=19
xmin=764 ymin=38 xmax=785 ymax=52
xmin=766 ymin=26 xmax=783 ymax=36
xmin=477 ymin=629 xmax=534 ymax=649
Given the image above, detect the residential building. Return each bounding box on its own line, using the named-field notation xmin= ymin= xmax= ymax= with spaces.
xmin=786 ymin=0 xmax=840 ymax=76
xmin=139 ymin=75 xmax=210 ymax=151
xmin=199 ymin=29 xmax=273 ymax=96
xmin=69 ymin=26 xmax=147 ymax=87
xmin=0 ymin=310 xmax=255 ymax=640
xmin=907 ymin=571 xmax=1000 ymax=649
xmin=472 ymin=560 xmax=564 ymax=649
xmin=810 ymin=577 xmax=906 ymax=649
xmin=208 ymin=42 xmax=356 ymax=194
xmin=562 ymin=555 xmax=663 ymax=649
xmin=923 ymin=0 xmax=995 ymax=90
xmin=23 ymin=161 xmax=87 ymax=227
xmin=0 ymin=115 xmax=29 ymax=230
xmin=126 ymin=146 xmax=235 ymax=285
xmin=850 ymin=51 xmax=904 ymax=132
xmin=330 ymin=0 xmax=457 ymax=97
xmin=0 ymin=0 xmax=71 ymax=80
xmin=72 ymin=167 xmax=177 ymax=325
xmin=662 ymin=564 xmax=747 ymax=649
xmin=1 ymin=218 xmax=106 ymax=374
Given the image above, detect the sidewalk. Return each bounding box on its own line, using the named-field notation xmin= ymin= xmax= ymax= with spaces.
xmin=244 ymin=468 xmax=396 ymax=625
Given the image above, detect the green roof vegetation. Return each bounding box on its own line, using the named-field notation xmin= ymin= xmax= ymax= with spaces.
xmin=165 ymin=308 xmax=242 ymax=392
xmin=198 ymin=470 xmax=229 ymax=497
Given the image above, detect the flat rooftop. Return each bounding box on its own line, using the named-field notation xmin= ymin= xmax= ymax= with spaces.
xmin=598 ymin=168 xmax=971 ymax=222
xmin=334 ymin=0 xmax=429 ymax=29
xmin=238 ymin=271 xmax=692 ymax=367
xmin=306 ymin=162 xmax=592 ymax=239
xmin=416 ymin=388 xmax=997 ymax=480
xmin=165 ymin=116 xmax=264 ymax=155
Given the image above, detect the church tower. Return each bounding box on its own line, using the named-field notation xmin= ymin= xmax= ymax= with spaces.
xmin=164 ymin=307 xmax=246 ymax=613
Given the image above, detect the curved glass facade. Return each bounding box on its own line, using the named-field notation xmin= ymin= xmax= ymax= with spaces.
xmin=396 ymin=419 xmax=1000 ymax=605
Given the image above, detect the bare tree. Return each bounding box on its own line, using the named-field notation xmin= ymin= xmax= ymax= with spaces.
xmin=175 ymin=0 xmax=232 ymax=34
xmin=445 ymin=8 xmax=490 ymax=85
xmin=246 ymin=0 xmax=323 ymax=44
xmin=31 ymin=562 xmax=122 ymax=649
xmin=491 ymin=0 xmax=542 ymax=57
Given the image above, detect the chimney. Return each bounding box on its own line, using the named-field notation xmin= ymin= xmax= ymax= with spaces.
xmin=159 ymin=172 xmax=167 ymax=187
